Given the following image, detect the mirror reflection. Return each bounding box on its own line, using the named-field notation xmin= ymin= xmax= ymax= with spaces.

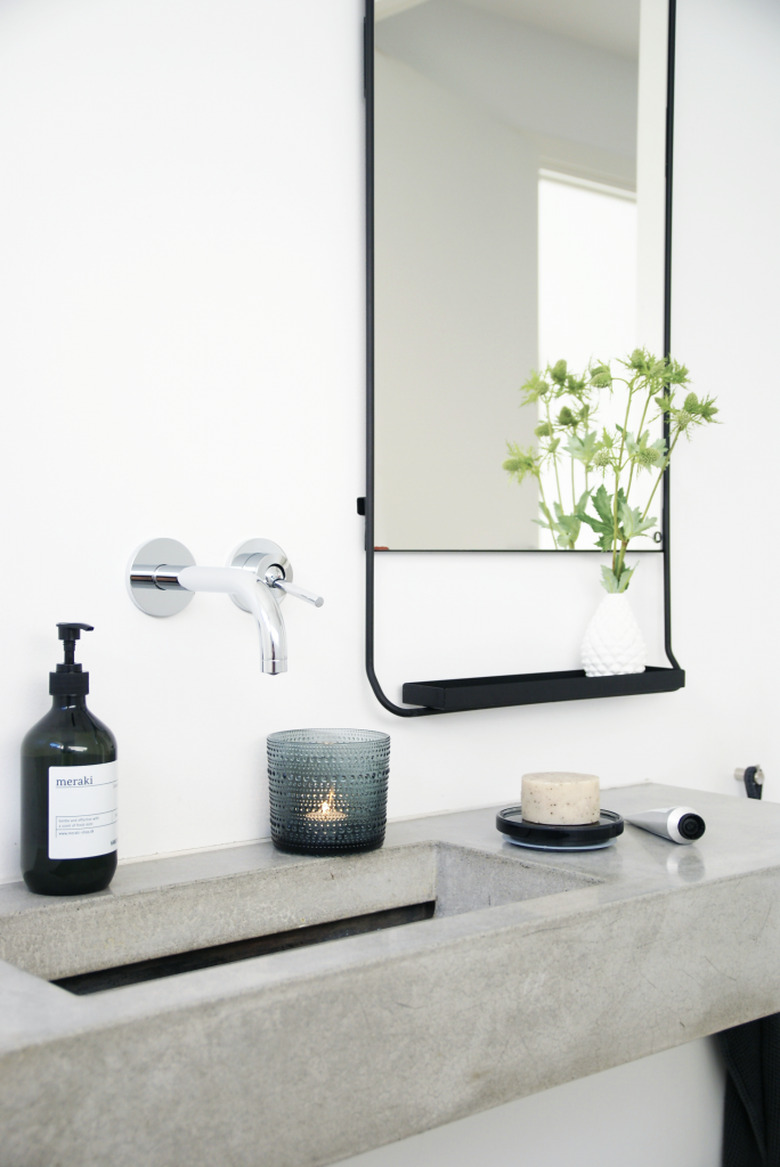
xmin=373 ymin=0 xmax=666 ymax=551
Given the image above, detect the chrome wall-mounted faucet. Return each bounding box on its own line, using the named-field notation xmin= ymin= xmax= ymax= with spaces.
xmin=127 ymin=538 xmax=323 ymax=675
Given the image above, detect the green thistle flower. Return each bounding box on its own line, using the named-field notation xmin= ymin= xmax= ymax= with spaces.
xmin=550 ymin=359 xmax=567 ymax=384
xmin=628 ymin=348 xmax=650 ymax=372
xmin=504 ymin=350 xmax=717 ymax=591
xmin=666 ymin=359 xmax=690 ymax=384
xmin=519 ymin=370 xmax=550 ymax=404
xmin=589 ymin=363 xmax=612 ymax=388
xmin=502 ymin=443 xmax=540 ymax=482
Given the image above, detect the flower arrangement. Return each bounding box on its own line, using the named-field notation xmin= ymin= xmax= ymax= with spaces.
xmin=503 ymin=349 xmax=718 ymax=591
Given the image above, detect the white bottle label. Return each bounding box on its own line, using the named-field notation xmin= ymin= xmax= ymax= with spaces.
xmin=48 ymin=760 xmax=118 ymax=859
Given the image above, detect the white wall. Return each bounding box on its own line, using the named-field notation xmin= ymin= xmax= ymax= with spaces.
xmin=1 ymin=0 xmax=778 ymax=1163
xmin=0 ymin=0 xmax=371 ymax=870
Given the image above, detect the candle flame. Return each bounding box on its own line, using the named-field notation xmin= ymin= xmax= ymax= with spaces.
xmin=305 ymin=787 xmax=347 ymax=822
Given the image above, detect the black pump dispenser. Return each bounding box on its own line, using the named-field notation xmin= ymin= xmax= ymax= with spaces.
xmin=21 ymin=623 xmax=118 ymax=896
xmin=50 ymin=622 xmax=93 ymax=696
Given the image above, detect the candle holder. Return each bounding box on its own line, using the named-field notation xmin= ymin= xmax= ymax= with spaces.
xmin=267 ymin=729 xmax=390 ymax=855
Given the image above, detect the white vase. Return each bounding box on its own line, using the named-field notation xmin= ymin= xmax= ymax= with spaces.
xmin=581 ymin=593 xmax=646 ymax=677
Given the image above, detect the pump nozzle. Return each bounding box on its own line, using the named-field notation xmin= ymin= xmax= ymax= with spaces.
xmin=57 ymin=622 xmax=94 ymax=659
xmin=51 ymin=623 xmax=94 ymax=695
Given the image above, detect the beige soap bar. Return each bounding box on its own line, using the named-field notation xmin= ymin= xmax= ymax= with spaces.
xmin=521 ymin=772 xmax=600 ymax=825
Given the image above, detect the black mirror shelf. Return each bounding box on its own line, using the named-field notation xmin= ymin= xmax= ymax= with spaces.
xmin=400 ymin=664 xmax=685 ymax=715
xmin=362 ymin=524 xmax=685 ymax=717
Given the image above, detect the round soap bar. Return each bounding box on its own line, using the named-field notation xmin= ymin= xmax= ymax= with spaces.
xmin=521 ymin=772 xmax=600 ymax=825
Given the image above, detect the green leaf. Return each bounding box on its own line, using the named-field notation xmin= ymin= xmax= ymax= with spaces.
xmin=580 ymin=517 xmax=614 ymax=553
xmin=573 ymin=490 xmax=592 ymax=519
xmin=550 ymin=502 xmax=582 ymax=549
xmin=565 ymin=430 xmax=599 ymax=465
xmin=534 ymin=501 xmax=584 ymax=549
xmin=590 ymin=484 xmax=616 ymax=528
xmin=534 ymin=501 xmax=555 ymax=533
xmin=617 ymin=499 xmax=656 ymax=541
xmin=601 ymin=564 xmax=634 ymax=593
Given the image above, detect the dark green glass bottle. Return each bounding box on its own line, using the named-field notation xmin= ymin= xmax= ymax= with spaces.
xmin=21 ymin=623 xmax=118 ymax=896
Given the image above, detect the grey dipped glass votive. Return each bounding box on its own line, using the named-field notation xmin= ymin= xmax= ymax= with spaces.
xmin=267 ymin=729 xmax=390 ymax=855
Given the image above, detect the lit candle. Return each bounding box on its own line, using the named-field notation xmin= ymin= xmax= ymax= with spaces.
xmin=305 ymin=788 xmax=348 ymax=822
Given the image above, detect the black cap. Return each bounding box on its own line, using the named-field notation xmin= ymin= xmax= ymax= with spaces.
xmin=49 ymin=623 xmax=93 ymax=696
xmin=677 ymin=812 xmax=706 ymax=841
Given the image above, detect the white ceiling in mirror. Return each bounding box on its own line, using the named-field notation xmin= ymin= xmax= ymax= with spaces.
xmin=459 ymin=0 xmax=639 ymax=58
xmin=375 ymin=0 xmax=639 ymax=189
xmin=377 ymin=0 xmax=639 ymax=59
xmin=375 ymin=0 xmax=430 ymax=18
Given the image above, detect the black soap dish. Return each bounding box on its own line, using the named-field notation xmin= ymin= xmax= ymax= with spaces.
xmin=496 ymin=807 xmax=624 ymax=851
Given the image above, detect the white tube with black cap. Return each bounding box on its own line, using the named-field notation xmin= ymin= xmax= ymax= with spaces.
xmin=626 ymin=806 xmax=706 ymax=845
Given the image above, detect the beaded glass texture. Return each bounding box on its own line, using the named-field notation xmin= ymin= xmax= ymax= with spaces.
xmin=267 ymin=728 xmax=390 ymax=854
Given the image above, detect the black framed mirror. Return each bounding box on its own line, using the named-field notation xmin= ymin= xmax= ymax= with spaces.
xmin=364 ymin=0 xmax=683 ymax=716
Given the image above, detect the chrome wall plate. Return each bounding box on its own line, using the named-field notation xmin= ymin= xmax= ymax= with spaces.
xmin=127 ymin=538 xmax=196 ymax=617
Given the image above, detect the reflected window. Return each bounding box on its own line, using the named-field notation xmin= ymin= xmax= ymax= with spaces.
xmin=538 ymin=171 xmax=638 ymax=369
xmin=536 ymin=172 xmax=639 ymax=548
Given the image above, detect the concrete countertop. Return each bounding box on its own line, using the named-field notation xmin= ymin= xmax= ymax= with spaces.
xmin=1 ymin=783 xmax=779 ymax=1166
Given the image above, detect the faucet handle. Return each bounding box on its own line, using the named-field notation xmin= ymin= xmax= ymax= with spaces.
xmin=229 ymin=539 xmax=324 ymax=612
xmin=265 ymin=567 xmax=324 ymax=608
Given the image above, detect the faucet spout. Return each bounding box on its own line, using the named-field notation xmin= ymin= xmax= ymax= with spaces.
xmin=177 ymin=565 xmax=287 ymax=674
xmin=128 ymin=538 xmax=321 ymax=674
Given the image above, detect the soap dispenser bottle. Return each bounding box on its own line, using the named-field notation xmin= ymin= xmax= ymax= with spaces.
xmin=21 ymin=623 xmax=118 ymax=895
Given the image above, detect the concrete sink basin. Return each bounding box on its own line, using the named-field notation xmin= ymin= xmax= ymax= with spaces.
xmin=0 ymin=839 xmax=596 ymax=987
xmin=2 ymin=784 xmax=780 ymax=1167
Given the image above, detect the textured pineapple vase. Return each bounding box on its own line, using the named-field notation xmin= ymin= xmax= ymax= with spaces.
xmin=581 ymin=593 xmax=646 ymax=677
xmin=267 ymin=729 xmax=390 ymax=855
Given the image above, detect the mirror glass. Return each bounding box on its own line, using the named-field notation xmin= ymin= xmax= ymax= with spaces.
xmin=372 ymin=0 xmax=668 ymax=551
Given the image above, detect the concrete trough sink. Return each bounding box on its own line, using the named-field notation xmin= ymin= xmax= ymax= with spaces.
xmin=2 ymin=785 xmax=780 ymax=1167
xmin=0 ymin=839 xmax=596 ymax=987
